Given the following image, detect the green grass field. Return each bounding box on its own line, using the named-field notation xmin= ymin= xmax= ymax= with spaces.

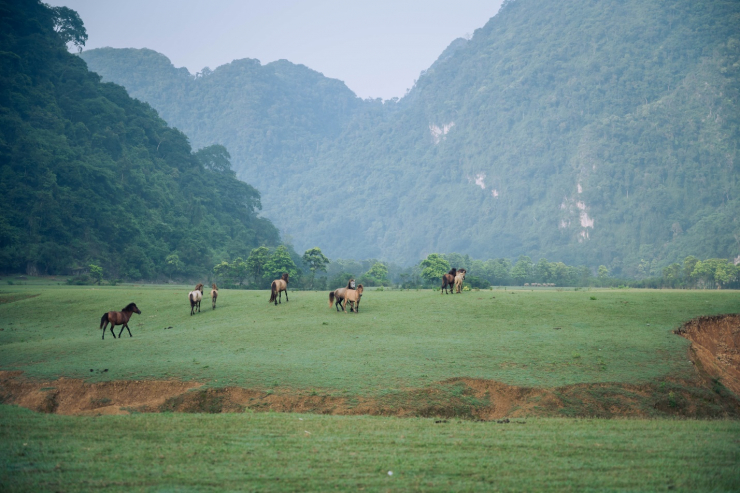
xmin=1 ymin=405 xmax=739 ymax=492
xmin=1 ymin=284 xmax=739 ymax=490
xmin=1 ymin=284 xmax=738 ymax=392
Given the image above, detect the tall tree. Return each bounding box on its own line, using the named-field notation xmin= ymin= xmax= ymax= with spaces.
xmin=302 ymin=247 xmax=330 ymax=289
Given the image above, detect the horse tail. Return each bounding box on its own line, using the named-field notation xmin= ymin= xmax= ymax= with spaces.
xmin=100 ymin=313 xmax=108 ymax=329
xmin=189 ymin=292 xmax=195 ymax=306
xmin=269 ymin=281 xmax=277 ymax=303
xmin=329 ymin=292 xmax=335 ymax=307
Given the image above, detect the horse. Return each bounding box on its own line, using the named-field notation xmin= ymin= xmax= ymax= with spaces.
xmin=342 ymin=284 xmax=364 ymax=313
xmin=328 ymin=279 xmax=356 ymax=312
xmin=99 ymin=302 xmax=141 ymax=340
xmin=269 ymin=273 xmax=289 ymax=305
xmin=441 ymin=268 xmax=457 ymax=294
xmin=189 ymin=283 xmax=204 ymax=315
xmin=454 ymin=269 xmax=467 ymax=293
xmin=210 ymin=283 xmax=218 ymax=309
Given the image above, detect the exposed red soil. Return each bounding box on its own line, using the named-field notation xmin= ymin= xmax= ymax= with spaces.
xmin=675 ymin=314 xmax=740 ymax=395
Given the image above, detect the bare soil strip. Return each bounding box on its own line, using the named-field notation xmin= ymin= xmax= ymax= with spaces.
xmin=2 ymin=315 xmax=739 ymax=419
xmin=675 ymin=314 xmax=740 ymax=395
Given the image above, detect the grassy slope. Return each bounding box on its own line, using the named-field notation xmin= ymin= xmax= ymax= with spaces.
xmin=0 ymin=285 xmax=739 ymax=393
xmin=1 ymin=405 xmax=739 ymax=492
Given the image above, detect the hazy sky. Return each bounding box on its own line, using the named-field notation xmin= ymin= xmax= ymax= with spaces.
xmin=47 ymin=0 xmax=503 ymax=100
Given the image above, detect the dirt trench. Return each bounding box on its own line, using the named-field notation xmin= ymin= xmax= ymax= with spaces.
xmin=675 ymin=314 xmax=740 ymax=395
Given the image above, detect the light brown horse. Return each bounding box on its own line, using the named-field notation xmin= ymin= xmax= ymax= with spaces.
xmin=342 ymin=284 xmax=364 ymax=313
xmin=269 ymin=273 xmax=289 ymax=305
xmin=99 ymin=302 xmax=141 ymax=340
xmin=328 ymin=279 xmax=355 ymax=312
xmin=210 ymin=283 xmax=218 ymax=309
xmin=454 ymin=269 xmax=467 ymax=293
xmin=441 ymin=268 xmax=457 ymax=294
xmin=189 ymin=283 xmax=204 ymax=315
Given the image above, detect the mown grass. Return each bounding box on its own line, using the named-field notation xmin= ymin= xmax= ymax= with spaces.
xmin=1 ymin=405 xmax=738 ymax=492
xmin=0 ymin=285 xmax=738 ymax=394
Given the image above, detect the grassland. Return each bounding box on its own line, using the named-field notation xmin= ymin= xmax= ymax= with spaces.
xmin=0 ymin=284 xmax=738 ymax=393
xmin=1 ymin=283 xmax=739 ymax=490
xmin=2 ymin=405 xmax=739 ymax=492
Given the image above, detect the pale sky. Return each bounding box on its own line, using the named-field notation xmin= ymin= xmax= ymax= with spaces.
xmin=47 ymin=0 xmax=503 ymax=100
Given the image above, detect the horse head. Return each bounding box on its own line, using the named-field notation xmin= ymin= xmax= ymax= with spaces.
xmin=195 ymin=283 xmax=204 ymax=293
xmin=123 ymin=302 xmax=141 ymax=314
xmin=347 ymin=278 xmax=356 ymax=289
xmin=281 ymin=273 xmax=289 ymax=282
xmin=449 ymin=268 xmax=457 ymax=276
xmin=212 ymin=283 xmax=218 ymax=290
xmin=356 ymin=284 xmax=364 ymax=295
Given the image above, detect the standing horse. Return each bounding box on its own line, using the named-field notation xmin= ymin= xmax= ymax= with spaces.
xmin=269 ymin=273 xmax=289 ymax=305
xmin=342 ymin=284 xmax=364 ymax=313
xmin=210 ymin=283 xmax=218 ymax=309
xmin=454 ymin=269 xmax=467 ymax=293
xmin=328 ymin=279 xmax=355 ymax=312
xmin=189 ymin=283 xmax=204 ymax=315
xmin=99 ymin=302 xmax=141 ymax=340
xmin=441 ymin=268 xmax=457 ymax=294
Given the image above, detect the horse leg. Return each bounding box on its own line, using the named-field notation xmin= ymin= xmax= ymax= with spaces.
xmin=285 ymin=289 xmax=288 ymax=302
xmin=109 ymin=324 xmax=117 ymax=339
xmin=120 ymin=324 xmax=132 ymax=338
xmin=278 ymin=291 xmax=282 ymax=304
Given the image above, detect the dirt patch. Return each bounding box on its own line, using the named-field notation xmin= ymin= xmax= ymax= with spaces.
xmin=675 ymin=314 xmax=740 ymax=396
xmin=0 ymin=371 xmax=200 ymax=415
xmin=0 ymin=293 xmax=40 ymax=304
xmin=2 ymin=371 xmax=738 ymax=420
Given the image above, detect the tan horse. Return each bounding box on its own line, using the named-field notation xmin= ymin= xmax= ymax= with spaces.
xmin=342 ymin=284 xmax=364 ymax=313
xmin=210 ymin=283 xmax=218 ymax=309
xmin=441 ymin=268 xmax=457 ymax=294
xmin=269 ymin=273 xmax=289 ymax=305
xmin=328 ymin=279 xmax=355 ymax=312
xmin=189 ymin=283 xmax=204 ymax=315
xmin=454 ymin=269 xmax=467 ymax=293
xmin=99 ymin=302 xmax=141 ymax=340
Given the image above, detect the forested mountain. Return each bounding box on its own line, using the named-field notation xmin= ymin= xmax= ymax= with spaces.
xmin=0 ymin=0 xmax=280 ymax=279
xmin=84 ymin=0 xmax=740 ymax=275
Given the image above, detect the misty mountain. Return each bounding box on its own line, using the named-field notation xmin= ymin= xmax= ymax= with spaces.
xmin=82 ymin=0 xmax=740 ymax=275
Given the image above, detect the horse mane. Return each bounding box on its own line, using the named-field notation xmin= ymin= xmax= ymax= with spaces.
xmin=122 ymin=302 xmax=137 ymax=311
xmin=448 ymin=268 xmax=457 ymax=276
xmin=345 ymin=279 xmax=355 ymax=289
xmin=281 ymin=273 xmax=289 ymax=282
xmin=195 ymin=283 xmax=204 ymax=292
xmin=212 ymin=283 xmax=217 ymax=290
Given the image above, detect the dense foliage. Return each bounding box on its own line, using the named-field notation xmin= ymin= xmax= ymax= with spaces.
xmin=82 ymin=0 xmax=740 ymax=274
xmin=0 ymin=0 xmax=281 ymax=279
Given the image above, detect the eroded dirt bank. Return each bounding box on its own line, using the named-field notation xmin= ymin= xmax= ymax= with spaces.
xmin=2 ymin=370 xmax=738 ymax=420
xmin=675 ymin=314 xmax=740 ymax=395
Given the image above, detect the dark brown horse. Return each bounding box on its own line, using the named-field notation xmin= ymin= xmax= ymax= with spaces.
xmin=99 ymin=303 xmax=141 ymax=340
xmin=269 ymin=273 xmax=289 ymax=305
xmin=441 ymin=268 xmax=457 ymax=294
xmin=328 ymin=279 xmax=355 ymax=312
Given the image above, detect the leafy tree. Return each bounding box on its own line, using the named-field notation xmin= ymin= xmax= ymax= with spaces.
xmin=597 ymin=265 xmax=609 ymax=280
xmin=511 ymin=256 xmax=533 ymax=285
xmin=302 ymin=247 xmax=330 ymax=289
xmin=213 ymin=261 xmax=233 ymax=285
xmin=246 ymin=247 xmax=271 ymax=286
xmin=195 ymin=145 xmax=234 ymax=175
xmin=264 ymin=246 xmax=298 ymax=282
xmin=89 ymin=264 xmax=103 ymax=285
xmin=50 ymin=5 xmax=87 ymax=51
xmin=419 ymin=254 xmax=450 ymax=285
xmin=231 ymin=257 xmax=249 ymax=287
xmin=165 ymin=254 xmax=183 ymax=280
xmin=366 ymin=262 xmax=388 ymax=281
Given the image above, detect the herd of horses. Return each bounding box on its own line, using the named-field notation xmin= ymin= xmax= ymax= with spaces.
xmin=99 ymin=268 xmax=468 ymax=338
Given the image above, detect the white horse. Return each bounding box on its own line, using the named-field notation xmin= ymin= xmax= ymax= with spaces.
xmin=454 ymin=269 xmax=467 ymax=293
xmin=189 ymin=283 xmax=203 ymax=315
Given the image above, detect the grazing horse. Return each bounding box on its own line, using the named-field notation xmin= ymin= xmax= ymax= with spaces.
xmin=342 ymin=284 xmax=364 ymax=313
xmin=441 ymin=268 xmax=457 ymax=294
xmin=210 ymin=283 xmax=218 ymax=309
xmin=454 ymin=269 xmax=467 ymax=293
xmin=99 ymin=302 xmax=141 ymax=340
xmin=269 ymin=273 xmax=289 ymax=305
xmin=189 ymin=283 xmax=204 ymax=315
xmin=328 ymin=279 xmax=356 ymax=312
